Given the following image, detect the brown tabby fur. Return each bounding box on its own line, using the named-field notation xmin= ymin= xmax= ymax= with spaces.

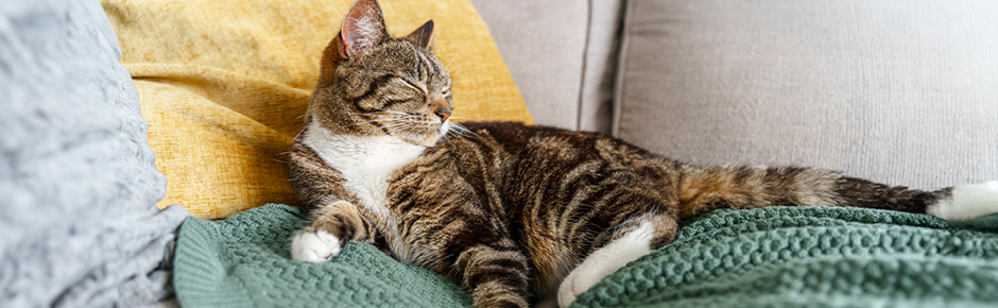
xmin=289 ymin=1 xmax=951 ymax=307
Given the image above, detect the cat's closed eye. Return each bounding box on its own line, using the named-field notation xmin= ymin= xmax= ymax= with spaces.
xmin=399 ymin=78 xmax=425 ymax=97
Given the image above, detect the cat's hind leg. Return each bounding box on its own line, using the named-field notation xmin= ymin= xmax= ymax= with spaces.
xmin=556 ymin=213 xmax=677 ymax=308
xmin=448 ymin=236 xmax=531 ymax=308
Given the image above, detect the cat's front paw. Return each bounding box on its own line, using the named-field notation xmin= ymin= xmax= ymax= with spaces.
xmin=291 ymin=230 xmax=342 ymax=262
xmin=557 ymin=266 xmax=605 ymax=308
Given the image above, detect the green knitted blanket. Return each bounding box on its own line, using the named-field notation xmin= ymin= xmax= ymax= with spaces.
xmin=173 ymin=204 xmax=998 ymax=307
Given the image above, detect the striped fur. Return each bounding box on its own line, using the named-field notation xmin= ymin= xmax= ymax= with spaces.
xmin=289 ymin=1 xmax=998 ymax=307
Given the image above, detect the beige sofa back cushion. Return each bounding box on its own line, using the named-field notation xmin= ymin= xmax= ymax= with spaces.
xmin=614 ymin=0 xmax=998 ymax=189
xmin=472 ymin=0 xmax=623 ymax=133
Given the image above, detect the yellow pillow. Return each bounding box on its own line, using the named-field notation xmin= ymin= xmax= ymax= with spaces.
xmin=102 ymin=0 xmax=533 ymax=219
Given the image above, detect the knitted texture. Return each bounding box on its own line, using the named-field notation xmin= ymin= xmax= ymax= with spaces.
xmin=174 ymin=204 xmax=998 ymax=307
xmin=575 ymin=207 xmax=998 ymax=308
xmin=172 ymin=204 xmax=471 ymax=307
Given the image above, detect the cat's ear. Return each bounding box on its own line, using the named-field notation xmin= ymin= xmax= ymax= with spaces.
xmin=404 ymin=20 xmax=434 ymax=50
xmin=339 ymin=0 xmax=388 ymax=60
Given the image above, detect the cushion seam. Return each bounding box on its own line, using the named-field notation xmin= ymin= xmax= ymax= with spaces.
xmin=611 ymin=0 xmax=634 ymax=137
xmin=575 ymin=0 xmax=594 ymax=132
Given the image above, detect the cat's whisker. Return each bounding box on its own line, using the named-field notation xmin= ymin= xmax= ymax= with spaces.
xmin=446 ymin=63 xmax=465 ymax=76
xmin=345 ymin=120 xmax=407 ymax=128
xmin=345 ymin=116 xmax=413 ymax=126
xmin=448 ymin=122 xmax=478 ymax=139
xmin=445 ymin=40 xmax=472 ymax=72
xmin=393 ymin=125 xmax=421 ymax=140
xmin=292 ymin=127 xmax=307 ymax=142
xmin=371 ymin=116 xmax=411 ymax=122
xmin=356 ymin=116 xmax=409 ymax=122
xmin=377 ymin=123 xmax=417 ymax=131
xmin=362 ymin=109 xmax=411 ymax=116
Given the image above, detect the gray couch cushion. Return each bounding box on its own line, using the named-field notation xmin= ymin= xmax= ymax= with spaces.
xmin=471 ymin=0 xmax=623 ymax=133
xmin=614 ymin=0 xmax=998 ymax=190
xmin=0 ymin=0 xmax=189 ymax=307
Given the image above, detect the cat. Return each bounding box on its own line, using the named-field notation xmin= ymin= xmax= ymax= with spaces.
xmin=288 ymin=0 xmax=998 ymax=307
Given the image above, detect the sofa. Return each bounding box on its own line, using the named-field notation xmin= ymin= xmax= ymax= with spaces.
xmin=3 ymin=0 xmax=997 ymax=307
xmin=476 ymin=0 xmax=998 ymax=190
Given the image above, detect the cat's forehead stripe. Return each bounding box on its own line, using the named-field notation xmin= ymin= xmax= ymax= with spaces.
xmin=412 ymin=47 xmax=426 ymax=82
xmin=414 ymin=47 xmax=442 ymax=85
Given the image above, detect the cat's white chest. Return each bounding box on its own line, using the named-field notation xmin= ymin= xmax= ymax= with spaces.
xmin=301 ymin=122 xmax=426 ymax=219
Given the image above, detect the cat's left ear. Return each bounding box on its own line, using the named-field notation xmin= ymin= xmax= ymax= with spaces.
xmin=340 ymin=0 xmax=388 ymax=60
xmin=404 ymin=20 xmax=434 ymax=50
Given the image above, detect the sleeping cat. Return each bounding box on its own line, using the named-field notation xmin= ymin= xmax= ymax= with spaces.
xmin=289 ymin=0 xmax=998 ymax=307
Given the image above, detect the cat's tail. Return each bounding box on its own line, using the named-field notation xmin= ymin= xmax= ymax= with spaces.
xmin=675 ymin=165 xmax=998 ymax=221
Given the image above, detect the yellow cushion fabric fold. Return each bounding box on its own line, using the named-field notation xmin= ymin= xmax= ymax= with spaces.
xmin=102 ymin=0 xmax=533 ymax=219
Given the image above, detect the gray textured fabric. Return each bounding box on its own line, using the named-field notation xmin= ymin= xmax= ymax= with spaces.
xmin=0 ymin=1 xmax=190 ymax=307
xmin=614 ymin=0 xmax=998 ymax=190
xmin=471 ymin=0 xmax=623 ymax=133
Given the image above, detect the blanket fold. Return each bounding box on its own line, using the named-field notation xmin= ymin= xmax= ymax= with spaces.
xmin=174 ymin=204 xmax=998 ymax=307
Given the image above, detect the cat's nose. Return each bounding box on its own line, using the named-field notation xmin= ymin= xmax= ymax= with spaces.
xmin=435 ymin=108 xmax=451 ymax=122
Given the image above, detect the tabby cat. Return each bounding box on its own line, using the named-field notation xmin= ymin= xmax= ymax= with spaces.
xmin=288 ymin=1 xmax=998 ymax=307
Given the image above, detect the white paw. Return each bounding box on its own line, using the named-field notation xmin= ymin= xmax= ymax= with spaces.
xmin=290 ymin=230 xmax=341 ymax=262
xmin=928 ymin=181 xmax=998 ymax=221
xmin=557 ymin=265 xmax=609 ymax=308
